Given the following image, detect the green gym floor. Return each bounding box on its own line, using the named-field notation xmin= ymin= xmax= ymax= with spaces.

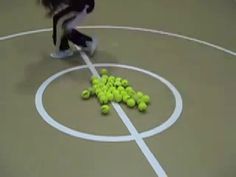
xmin=1 ymin=0 xmax=236 ymax=177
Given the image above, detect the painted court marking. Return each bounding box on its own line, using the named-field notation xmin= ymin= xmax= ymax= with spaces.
xmin=0 ymin=25 xmax=236 ymax=56
xmin=1 ymin=25 xmax=236 ymax=177
xmin=35 ymin=63 xmax=182 ymax=143
xmin=79 ymin=48 xmax=172 ymax=177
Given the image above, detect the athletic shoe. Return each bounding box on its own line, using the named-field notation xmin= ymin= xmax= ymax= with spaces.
xmin=50 ymin=49 xmax=74 ymax=59
xmin=84 ymin=37 xmax=98 ymax=56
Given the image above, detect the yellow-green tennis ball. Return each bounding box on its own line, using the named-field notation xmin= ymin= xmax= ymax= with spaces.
xmin=138 ymin=102 xmax=147 ymax=112
xmin=108 ymin=76 xmax=115 ymax=82
xmin=112 ymin=90 xmax=119 ymax=95
xmin=127 ymin=90 xmax=136 ymax=97
xmin=114 ymin=93 xmax=122 ymax=102
xmin=99 ymin=95 xmax=109 ymax=104
xmin=95 ymin=88 xmax=103 ymax=95
xmin=101 ymin=75 xmax=108 ymax=82
xmin=137 ymin=91 xmax=144 ymax=98
xmin=115 ymin=77 xmax=122 ymax=82
xmin=120 ymin=91 xmax=127 ymax=97
xmin=142 ymin=95 xmax=150 ymax=104
xmin=101 ymin=105 xmax=110 ymax=114
xmin=117 ymin=86 xmax=125 ymax=92
xmin=97 ymin=92 xmax=105 ymax=98
xmin=127 ymin=98 xmax=136 ymax=108
xmin=114 ymin=81 xmax=121 ymax=87
xmin=100 ymin=69 xmax=108 ymax=76
xmin=106 ymin=92 xmax=114 ymax=101
xmin=92 ymin=79 xmax=100 ymax=85
xmin=110 ymin=87 xmax=116 ymax=93
xmin=91 ymin=76 xmax=99 ymax=82
xmin=123 ymin=94 xmax=130 ymax=103
xmin=81 ymin=90 xmax=90 ymax=99
xmin=126 ymin=86 xmax=133 ymax=92
xmin=121 ymin=79 xmax=129 ymax=87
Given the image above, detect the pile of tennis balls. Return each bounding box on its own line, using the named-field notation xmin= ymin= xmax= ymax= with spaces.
xmin=81 ymin=69 xmax=150 ymax=115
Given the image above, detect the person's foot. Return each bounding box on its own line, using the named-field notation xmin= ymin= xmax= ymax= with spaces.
xmin=84 ymin=37 xmax=98 ymax=56
xmin=50 ymin=49 xmax=74 ymax=59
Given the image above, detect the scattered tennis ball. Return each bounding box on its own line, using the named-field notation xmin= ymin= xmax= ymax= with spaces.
xmin=114 ymin=93 xmax=122 ymax=103
xmin=101 ymin=105 xmax=110 ymax=114
xmin=92 ymin=79 xmax=100 ymax=85
xmin=106 ymin=92 xmax=114 ymax=102
xmin=127 ymin=90 xmax=136 ymax=97
xmin=142 ymin=95 xmax=150 ymax=104
xmin=81 ymin=90 xmax=90 ymax=99
xmin=100 ymin=69 xmax=108 ymax=75
xmin=91 ymin=76 xmax=99 ymax=83
xmin=99 ymin=95 xmax=109 ymax=104
xmin=112 ymin=90 xmax=119 ymax=96
xmin=121 ymin=79 xmax=129 ymax=87
xmin=117 ymin=86 xmax=125 ymax=92
xmin=114 ymin=81 xmax=121 ymax=87
xmin=115 ymin=77 xmax=122 ymax=82
xmin=126 ymin=86 xmax=133 ymax=92
xmin=123 ymin=94 xmax=130 ymax=103
xmin=127 ymin=98 xmax=136 ymax=108
xmin=97 ymin=92 xmax=105 ymax=98
xmin=120 ymin=90 xmax=127 ymax=97
xmin=138 ymin=102 xmax=147 ymax=112
xmin=108 ymin=76 xmax=115 ymax=82
xmin=137 ymin=91 xmax=144 ymax=98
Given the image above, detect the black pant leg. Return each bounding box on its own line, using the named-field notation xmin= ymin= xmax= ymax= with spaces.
xmin=59 ymin=35 xmax=70 ymax=50
xmin=67 ymin=29 xmax=92 ymax=48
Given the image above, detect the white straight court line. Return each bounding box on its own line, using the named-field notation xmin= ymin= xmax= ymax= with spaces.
xmin=78 ymin=47 xmax=168 ymax=177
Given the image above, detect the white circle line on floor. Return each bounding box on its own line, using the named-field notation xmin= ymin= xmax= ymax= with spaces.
xmin=35 ymin=63 xmax=183 ymax=143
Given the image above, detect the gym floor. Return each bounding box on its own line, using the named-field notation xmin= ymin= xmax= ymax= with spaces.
xmin=0 ymin=0 xmax=236 ymax=177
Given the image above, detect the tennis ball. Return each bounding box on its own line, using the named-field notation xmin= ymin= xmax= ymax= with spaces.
xmin=100 ymin=69 xmax=108 ymax=76
xmin=106 ymin=92 xmax=114 ymax=102
xmin=114 ymin=93 xmax=122 ymax=103
xmin=112 ymin=90 xmax=119 ymax=95
xmin=126 ymin=86 xmax=133 ymax=92
xmin=114 ymin=81 xmax=121 ymax=87
xmin=127 ymin=90 xmax=136 ymax=97
xmin=110 ymin=87 xmax=116 ymax=93
xmin=101 ymin=105 xmax=110 ymax=115
xmin=137 ymin=91 xmax=144 ymax=98
xmin=99 ymin=95 xmax=109 ymax=104
xmin=117 ymin=86 xmax=125 ymax=92
xmin=101 ymin=75 xmax=108 ymax=82
xmin=81 ymin=90 xmax=90 ymax=99
xmin=120 ymin=90 xmax=127 ymax=97
xmin=91 ymin=76 xmax=99 ymax=82
xmin=121 ymin=79 xmax=129 ymax=87
xmin=92 ymin=78 xmax=100 ymax=85
xmin=97 ymin=92 xmax=105 ymax=98
xmin=142 ymin=95 xmax=150 ymax=104
xmin=122 ymin=94 xmax=130 ymax=103
xmin=138 ymin=102 xmax=147 ymax=112
xmin=108 ymin=76 xmax=115 ymax=82
xmin=115 ymin=77 xmax=122 ymax=82
xmin=95 ymin=88 xmax=102 ymax=95
xmin=127 ymin=98 xmax=136 ymax=108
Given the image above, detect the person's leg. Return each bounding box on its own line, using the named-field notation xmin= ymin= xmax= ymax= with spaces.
xmin=59 ymin=34 xmax=70 ymax=51
xmin=67 ymin=29 xmax=92 ymax=47
xmin=50 ymin=31 xmax=74 ymax=59
xmin=67 ymin=29 xmax=97 ymax=56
